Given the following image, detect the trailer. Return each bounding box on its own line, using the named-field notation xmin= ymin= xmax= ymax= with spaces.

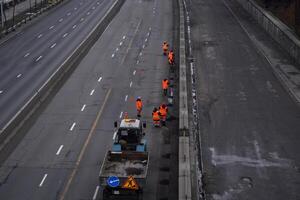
xmin=99 ymin=151 xmax=149 ymax=200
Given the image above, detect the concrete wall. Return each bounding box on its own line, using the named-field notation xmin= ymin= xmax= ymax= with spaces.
xmin=236 ymin=0 xmax=300 ymax=65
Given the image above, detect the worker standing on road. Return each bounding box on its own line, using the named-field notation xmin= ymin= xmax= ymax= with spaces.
xmin=168 ymin=50 xmax=174 ymax=65
xmin=162 ymin=78 xmax=169 ymax=96
xmin=152 ymin=107 xmax=161 ymax=127
xmin=136 ymin=97 xmax=143 ymax=118
xmin=162 ymin=41 xmax=169 ymax=56
xmin=159 ymin=104 xmax=168 ymax=126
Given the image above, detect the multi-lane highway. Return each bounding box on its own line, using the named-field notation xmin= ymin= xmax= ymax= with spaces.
xmin=0 ymin=0 xmax=114 ymax=129
xmin=188 ymin=0 xmax=300 ymax=199
xmin=0 ymin=0 xmax=178 ymax=199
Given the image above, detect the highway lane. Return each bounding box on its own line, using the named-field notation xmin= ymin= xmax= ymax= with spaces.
xmin=0 ymin=0 xmax=178 ymax=199
xmin=187 ymin=0 xmax=300 ymax=199
xmin=0 ymin=0 xmax=114 ymax=129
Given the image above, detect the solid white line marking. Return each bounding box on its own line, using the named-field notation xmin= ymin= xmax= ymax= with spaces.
xmin=17 ymin=74 xmax=22 ymax=78
xmin=67 ymin=12 xmax=71 ymax=16
xmin=72 ymin=25 xmax=77 ymax=29
xmin=119 ymin=41 xmax=123 ymax=46
xmin=125 ymin=95 xmax=128 ymax=102
xmin=80 ymin=18 xmax=84 ymax=22
xmin=59 ymin=18 xmax=63 ymax=22
xmin=133 ymin=70 xmax=136 ymax=75
xmin=56 ymin=145 xmax=64 ymax=155
xmin=81 ymin=104 xmax=86 ymax=111
xmin=93 ymin=186 xmax=100 ymax=200
xmin=50 ymin=43 xmax=56 ymax=48
xmin=37 ymin=34 xmax=42 ymax=38
xmin=111 ymin=54 xmax=115 ymax=58
xmin=49 ymin=25 xmax=54 ymax=30
xmin=63 ymin=33 xmax=68 ymax=38
xmin=36 ymin=56 xmax=42 ymax=62
xmin=122 ymin=36 xmax=126 ymax=39
xmin=24 ymin=53 xmax=30 ymax=57
xmin=39 ymin=174 xmax=48 ymax=187
xmin=129 ymin=81 xmax=132 ymax=87
xmin=98 ymin=77 xmax=102 ymax=82
xmin=90 ymin=89 xmax=95 ymax=96
xmin=70 ymin=122 xmax=76 ymax=131
xmin=119 ymin=111 xmax=123 ymax=119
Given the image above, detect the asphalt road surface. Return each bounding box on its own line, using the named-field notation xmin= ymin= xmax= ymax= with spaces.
xmin=0 ymin=0 xmax=178 ymax=199
xmin=0 ymin=0 xmax=114 ymax=129
xmin=188 ymin=0 xmax=300 ymax=199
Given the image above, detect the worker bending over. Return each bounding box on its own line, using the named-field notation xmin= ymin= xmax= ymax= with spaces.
xmin=168 ymin=50 xmax=174 ymax=65
xmin=162 ymin=78 xmax=169 ymax=96
xmin=162 ymin=41 xmax=169 ymax=56
xmin=136 ymin=97 xmax=143 ymax=118
xmin=152 ymin=107 xmax=161 ymax=127
xmin=159 ymin=104 xmax=168 ymax=126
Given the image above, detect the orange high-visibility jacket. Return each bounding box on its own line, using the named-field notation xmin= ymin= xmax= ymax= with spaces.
xmin=159 ymin=106 xmax=167 ymax=117
xmin=152 ymin=111 xmax=160 ymax=121
xmin=136 ymin=100 xmax=143 ymax=111
xmin=168 ymin=52 xmax=174 ymax=61
xmin=162 ymin=80 xmax=169 ymax=89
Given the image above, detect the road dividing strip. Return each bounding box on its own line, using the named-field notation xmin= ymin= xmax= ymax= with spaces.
xmin=39 ymin=174 xmax=48 ymax=187
xmin=178 ymin=0 xmax=192 ymax=199
xmin=58 ymin=89 xmax=111 ymax=200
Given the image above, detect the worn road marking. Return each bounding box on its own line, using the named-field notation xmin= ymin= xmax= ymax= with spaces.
xmin=36 ymin=56 xmax=42 ymax=62
xmin=50 ymin=43 xmax=56 ymax=49
xmin=125 ymin=95 xmax=128 ymax=101
xmin=92 ymin=186 xmax=100 ymax=200
xmin=90 ymin=89 xmax=95 ymax=96
xmin=74 ymin=7 xmax=77 ymax=10
xmin=58 ymin=89 xmax=111 ymax=200
xmin=81 ymin=104 xmax=86 ymax=111
xmin=67 ymin=12 xmax=71 ymax=16
xmin=56 ymin=145 xmax=64 ymax=155
xmin=39 ymin=174 xmax=48 ymax=187
xmin=70 ymin=122 xmax=76 ymax=131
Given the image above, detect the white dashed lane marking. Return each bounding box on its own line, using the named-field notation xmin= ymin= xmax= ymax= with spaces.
xmin=70 ymin=122 xmax=76 ymax=131
xmin=67 ymin=12 xmax=71 ymax=16
xmin=80 ymin=18 xmax=84 ymax=22
xmin=56 ymin=145 xmax=64 ymax=155
xmin=116 ymin=47 xmax=119 ymax=52
xmin=16 ymin=74 xmax=22 ymax=78
xmin=119 ymin=111 xmax=123 ymax=119
xmin=90 ymin=89 xmax=95 ymax=96
xmin=0 ymin=90 xmax=3 ymax=94
xmin=37 ymin=34 xmax=43 ymax=38
xmin=133 ymin=70 xmax=136 ymax=75
xmin=87 ymin=12 xmax=90 ymax=15
xmin=98 ymin=77 xmax=102 ymax=82
xmin=111 ymin=54 xmax=115 ymax=58
xmin=50 ymin=43 xmax=56 ymax=49
xmin=36 ymin=56 xmax=43 ymax=62
xmin=125 ymin=95 xmax=128 ymax=102
xmin=122 ymin=36 xmax=126 ymax=39
xmin=139 ymin=52 xmax=143 ymax=56
xmin=119 ymin=41 xmax=123 ymax=46
xmin=129 ymin=81 xmax=132 ymax=87
xmin=24 ymin=53 xmax=30 ymax=57
xmin=81 ymin=104 xmax=86 ymax=111
xmin=92 ymin=6 xmax=95 ymax=9
xmin=39 ymin=174 xmax=48 ymax=187
xmin=49 ymin=25 xmax=54 ymax=30
xmin=73 ymin=25 xmax=77 ymax=29
xmin=74 ymin=7 xmax=77 ymax=10
xmin=63 ymin=33 xmax=68 ymax=38
xmin=59 ymin=18 xmax=63 ymax=22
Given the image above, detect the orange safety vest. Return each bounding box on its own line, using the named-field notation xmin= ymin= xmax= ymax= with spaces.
xmin=152 ymin=111 xmax=160 ymax=121
xmin=136 ymin=100 xmax=143 ymax=111
xmin=162 ymin=80 xmax=169 ymax=89
xmin=168 ymin=52 xmax=174 ymax=61
xmin=159 ymin=106 xmax=167 ymax=117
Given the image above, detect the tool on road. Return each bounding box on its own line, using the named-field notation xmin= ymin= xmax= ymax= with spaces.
xmin=162 ymin=78 xmax=169 ymax=96
xmin=162 ymin=41 xmax=169 ymax=56
xmin=136 ymin=97 xmax=143 ymax=118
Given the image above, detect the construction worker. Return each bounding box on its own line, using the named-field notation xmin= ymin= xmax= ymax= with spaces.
xmin=159 ymin=104 xmax=168 ymax=126
xmin=162 ymin=41 xmax=169 ymax=56
xmin=168 ymin=50 xmax=174 ymax=65
xmin=162 ymin=78 xmax=169 ymax=96
xmin=136 ymin=97 xmax=143 ymax=117
xmin=152 ymin=107 xmax=161 ymax=127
